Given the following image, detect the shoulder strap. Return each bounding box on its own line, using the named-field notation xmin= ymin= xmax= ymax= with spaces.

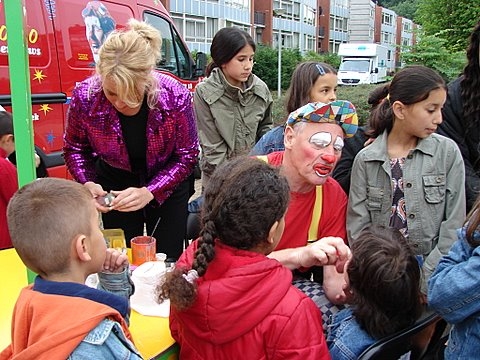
xmin=308 ymin=186 xmax=323 ymax=241
xmin=256 ymin=155 xmax=269 ymax=163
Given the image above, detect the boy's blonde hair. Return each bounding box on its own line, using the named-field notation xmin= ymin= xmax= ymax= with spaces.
xmin=96 ymin=18 xmax=162 ymax=109
xmin=7 ymin=178 xmax=94 ymax=276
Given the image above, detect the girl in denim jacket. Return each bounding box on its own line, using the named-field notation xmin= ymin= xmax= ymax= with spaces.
xmin=428 ymin=195 xmax=480 ymax=359
xmin=347 ymin=66 xmax=466 ymax=295
xmin=327 ymin=224 xmax=422 ymax=359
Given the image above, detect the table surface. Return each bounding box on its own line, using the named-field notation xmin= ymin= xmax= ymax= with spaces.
xmin=0 ymin=248 xmax=176 ymax=359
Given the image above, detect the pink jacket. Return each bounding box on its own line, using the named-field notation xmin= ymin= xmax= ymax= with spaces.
xmin=63 ymin=72 xmax=199 ymax=205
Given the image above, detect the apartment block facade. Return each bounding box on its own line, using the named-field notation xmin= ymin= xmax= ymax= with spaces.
xmin=159 ymin=0 xmax=416 ymax=69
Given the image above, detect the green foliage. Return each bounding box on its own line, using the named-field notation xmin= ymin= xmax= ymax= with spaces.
xmin=390 ymin=0 xmax=418 ymax=20
xmin=401 ymin=32 xmax=466 ymax=82
xmin=416 ymin=0 xmax=480 ymax=52
xmin=253 ymin=45 xmax=302 ymax=91
xmin=302 ymin=50 xmax=341 ymax=69
xmin=271 ymin=85 xmax=377 ymax=127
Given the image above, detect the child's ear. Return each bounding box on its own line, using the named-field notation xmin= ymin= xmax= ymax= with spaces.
xmin=74 ymin=234 xmax=91 ymax=262
xmin=284 ymin=126 xmax=295 ymax=150
xmin=392 ymin=101 xmax=405 ymax=120
xmin=267 ymin=221 xmax=280 ymax=244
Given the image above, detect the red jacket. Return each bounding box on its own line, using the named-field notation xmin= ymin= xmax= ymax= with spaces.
xmin=170 ymin=241 xmax=331 ymax=359
xmin=0 ymin=147 xmax=17 ymax=249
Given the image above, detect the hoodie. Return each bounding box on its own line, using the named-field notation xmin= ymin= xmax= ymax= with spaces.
xmin=170 ymin=240 xmax=330 ymax=359
xmin=0 ymin=283 xmax=134 ymax=359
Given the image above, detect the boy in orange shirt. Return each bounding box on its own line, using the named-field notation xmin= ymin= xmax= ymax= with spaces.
xmin=1 ymin=178 xmax=142 ymax=359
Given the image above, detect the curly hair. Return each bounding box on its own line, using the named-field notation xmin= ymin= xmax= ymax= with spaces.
xmin=461 ymin=21 xmax=480 ymax=132
xmin=348 ymin=224 xmax=423 ymax=339
xmin=367 ymin=65 xmax=446 ymax=138
xmin=158 ymin=157 xmax=290 ymax=310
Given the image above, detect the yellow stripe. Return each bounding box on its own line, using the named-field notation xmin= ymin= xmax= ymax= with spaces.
xmin=308 ymin=186 xmax=323 ymax=241
xmin=256 ymin=155 xmax=268 ymax=163
xmin=256 ymin=154 xmax=322 ymax=243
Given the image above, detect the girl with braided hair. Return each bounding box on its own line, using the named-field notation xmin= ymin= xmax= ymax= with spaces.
xmin=158 ymin=156 xmax=330 ymax=359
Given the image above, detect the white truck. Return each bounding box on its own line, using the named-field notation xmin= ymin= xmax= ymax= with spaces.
xmin=337 ymin=43 xmax=389 ymax=85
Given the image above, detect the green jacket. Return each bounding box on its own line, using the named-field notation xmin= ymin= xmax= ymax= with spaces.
xmin=194 ymin=68 xmax=273 ymax=186
xmin=347 ymin=131 xmax=466 ymax=293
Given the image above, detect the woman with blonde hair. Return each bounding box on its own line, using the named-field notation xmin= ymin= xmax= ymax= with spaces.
xmin=64 ymin=19 xmax=199 ymax=261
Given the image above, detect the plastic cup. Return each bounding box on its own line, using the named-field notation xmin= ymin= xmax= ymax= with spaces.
xmin=131 ymin=236 xmax=157 ymax=266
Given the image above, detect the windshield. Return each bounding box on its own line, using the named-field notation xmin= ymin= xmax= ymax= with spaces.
xmin=339 ymin=60 xmax=370 ymax=72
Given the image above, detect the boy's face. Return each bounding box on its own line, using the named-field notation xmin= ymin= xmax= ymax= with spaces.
xmin=87 ymin=200 xmax=107 ymax=272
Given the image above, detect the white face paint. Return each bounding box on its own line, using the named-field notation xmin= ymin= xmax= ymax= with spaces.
xmin=309 ymin=131 xmax=344 ymax=153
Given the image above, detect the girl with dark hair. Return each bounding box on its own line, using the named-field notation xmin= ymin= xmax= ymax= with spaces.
xmin=194 ymin=27 xmax=273 ymax=190
xmin=347 ymin=65 xmax=466 ymax=295
xmin=429 ymin=194 xmax=480 ymax=359
xmin=327 ymin=225 xmax=423 ymax=358
xmin=439 ymin=21 xmax=480 ymax=212
xmin=158 ymin=157 xmax=330 ymax=359
xmin=250 ymin=61 xmax=337 ymax=155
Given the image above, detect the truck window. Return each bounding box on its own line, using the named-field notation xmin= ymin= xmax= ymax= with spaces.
xmin=339 ymin=60 xmax=370 ymax=72
xmin=144 ymin=12 xmax=192 ymax=80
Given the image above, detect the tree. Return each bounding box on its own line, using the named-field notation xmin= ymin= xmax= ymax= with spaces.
xmin=401 ymin=31 xmax=466 ymax=81
xmin=416 ymin=0 xmax=480 ymax=52
xmin=390 ymin=0 xmax=418 ymax=20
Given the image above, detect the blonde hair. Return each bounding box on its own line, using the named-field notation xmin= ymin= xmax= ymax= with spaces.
xmin=7 ymin=178 xmax=94 ymax=277
xmin=96 ymin=18 xmax=162 ymax=108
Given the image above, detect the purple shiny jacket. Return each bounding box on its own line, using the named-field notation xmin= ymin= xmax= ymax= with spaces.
xmin=63 ymin=72 xmax=199 ymax=205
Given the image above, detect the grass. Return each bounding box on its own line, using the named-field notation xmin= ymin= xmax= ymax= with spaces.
xmin=272 ymin=84 xmax=379 ymax=127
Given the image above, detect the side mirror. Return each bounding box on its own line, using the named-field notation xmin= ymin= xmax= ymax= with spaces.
xmin=195 ymin=52 xmax=207 ymax=77
xmin=374 ymin=67 xmax=379 ymax=74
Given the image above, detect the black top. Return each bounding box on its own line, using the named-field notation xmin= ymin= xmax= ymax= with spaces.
xmin=96 ymin=98 xmax=149 ymax=190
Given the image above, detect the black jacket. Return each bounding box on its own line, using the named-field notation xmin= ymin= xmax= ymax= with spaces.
xmin=439 ymin=76 xmax=480 ymax=211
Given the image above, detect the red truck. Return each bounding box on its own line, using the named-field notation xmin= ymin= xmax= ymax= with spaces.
xmin=0 ymin=0 xmax=205 ymax=178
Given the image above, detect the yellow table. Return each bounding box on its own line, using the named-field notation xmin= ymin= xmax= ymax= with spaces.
xmin=0 ymin=248 xmax=178 ymax=360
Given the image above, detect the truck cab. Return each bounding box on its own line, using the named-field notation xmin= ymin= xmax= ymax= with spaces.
xmin=337 ymin=43 xmax=388 ymax=86
xmin=0 ymin=0 xmax=205 ymax=178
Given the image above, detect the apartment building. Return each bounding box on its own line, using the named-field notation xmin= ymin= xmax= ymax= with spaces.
xmin=159 ymin=0 xmax=415 ymax=70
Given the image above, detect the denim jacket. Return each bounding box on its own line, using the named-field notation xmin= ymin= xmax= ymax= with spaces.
xmin=428 ymin=227 xmax=480 ymax=360
xmin=35 ymin=270 xmax=141 ymax=359
xmin=69 ymin=318 xmax=142 ymax=359
xmin=326 ymin=308 xmax=375 ymax=359
xmin=347 ymin=131 xmax=466 ymax=292
xmin=249 ymin=125 xmax=285 ymax=155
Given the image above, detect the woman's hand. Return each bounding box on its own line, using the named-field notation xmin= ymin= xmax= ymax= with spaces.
xmin=110 ymin=187 xmax=154 ymax=212
xmin=84 ymin=181 xmax=111 ymax=213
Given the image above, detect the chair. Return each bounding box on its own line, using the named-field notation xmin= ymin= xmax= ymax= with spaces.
xmin=358 ymin=307 xmax=447 ymax=360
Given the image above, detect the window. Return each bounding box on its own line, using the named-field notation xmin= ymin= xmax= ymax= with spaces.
xmin=382 ymin=13 xmax=393 ymax=26
xmin=185 ymin=17 xmax=205 ymax=42
xmin=144 ymin=12 xmax=193 ymax=80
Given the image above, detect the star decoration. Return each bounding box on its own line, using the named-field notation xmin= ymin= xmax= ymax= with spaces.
xmin=33 ymin=69 xmax=47 ymax=83
xmin=46 ymin=131 xmax=56 ymax=146
xmin=39 ymin=104 xmax=52 ymax=115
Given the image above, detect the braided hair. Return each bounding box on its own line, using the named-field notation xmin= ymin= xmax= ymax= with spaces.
xmin=158 ymin=156 xmax=290 ymax=310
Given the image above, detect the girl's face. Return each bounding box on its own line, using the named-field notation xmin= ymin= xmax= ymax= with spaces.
xmin=309 ymin=72 xmax=338 ymax=104
xmin=397 ymin=88 xmax=446 ymax=139
xmin=220 ymin=44 xmax=255 ymax=88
